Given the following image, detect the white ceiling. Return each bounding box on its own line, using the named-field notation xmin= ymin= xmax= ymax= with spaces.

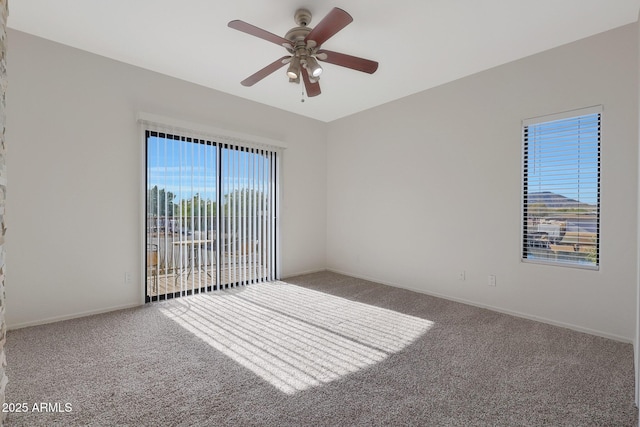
xmin=8 ymin=1 xmax=640 ymax=122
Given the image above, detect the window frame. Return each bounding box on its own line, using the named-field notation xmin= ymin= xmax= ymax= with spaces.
xmin=521 ymin=105 xmax=602 ymax=270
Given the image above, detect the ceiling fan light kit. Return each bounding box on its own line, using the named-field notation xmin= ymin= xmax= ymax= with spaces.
xmin=286 ymin=56 xmax=301 ymax=79
xmin=228 ymin=7 xmax=378 ymax=98
xmin=305 ymin=56 xmax=323 ymax=78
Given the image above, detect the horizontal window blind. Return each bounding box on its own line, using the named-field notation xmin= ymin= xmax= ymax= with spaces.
xmin=522 ymin=107 xmax=601 ymax=269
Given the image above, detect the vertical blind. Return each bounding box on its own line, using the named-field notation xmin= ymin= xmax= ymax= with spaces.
xmin=145 ymin=129 xmax=279 ymax=302
xmin=522 ymin=106 xmax=601 ymax=268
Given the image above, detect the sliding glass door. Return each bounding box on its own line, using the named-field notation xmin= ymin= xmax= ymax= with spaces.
xmin=145 ymin=130 xmax=278 ymax=302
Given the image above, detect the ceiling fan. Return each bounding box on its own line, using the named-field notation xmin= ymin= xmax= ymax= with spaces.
xmin=228 ymin=7 xmax=378 ymax=97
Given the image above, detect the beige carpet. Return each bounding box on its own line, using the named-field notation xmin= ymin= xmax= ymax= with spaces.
xmin=5 ymin=271 xmax=638 ymax=426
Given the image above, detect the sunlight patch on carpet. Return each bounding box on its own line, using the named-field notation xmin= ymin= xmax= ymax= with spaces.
xmin=159 ymin=281 xmax=433 ymax=394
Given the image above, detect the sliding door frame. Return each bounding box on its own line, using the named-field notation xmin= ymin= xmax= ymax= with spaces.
xmin=138 ymin=113 xmax=283 ymax=304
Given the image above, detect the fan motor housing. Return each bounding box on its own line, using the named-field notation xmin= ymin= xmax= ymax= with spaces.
xmin=285 ymin=8 xmax=313 ymax=51
xmin=285 ymin=26 xmax=311 ymax=44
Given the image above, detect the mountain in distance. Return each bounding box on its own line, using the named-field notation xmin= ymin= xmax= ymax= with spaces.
xmin=526 ymin=191 xmax=596 ymax=209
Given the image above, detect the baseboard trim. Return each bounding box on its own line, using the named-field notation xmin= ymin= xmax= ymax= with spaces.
xmin=326 ymin=268 xmax=632 ymax=344
xmin=282 ymin=268 xmax=328 ymax=279
xmin=7 ymin=302 xmax=143 ymax=331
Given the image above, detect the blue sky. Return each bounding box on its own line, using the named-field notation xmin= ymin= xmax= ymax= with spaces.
xmin=147 ymin=135 xmax=271 ymax=202
xmin=525 ymin=113 xmax=600 ymax=206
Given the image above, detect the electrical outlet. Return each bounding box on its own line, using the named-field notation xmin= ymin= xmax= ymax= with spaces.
xmin=488 ymin=274 xmax=496 ymax=286
xmin=125 ymin=272 xmax=132 ymax=283
xmin=458 ymin=271 xmax=466 ymax=281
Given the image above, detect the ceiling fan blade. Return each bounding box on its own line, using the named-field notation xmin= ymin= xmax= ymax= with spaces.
xmin=304 ymin=7 xmax=353 ymax=47
xmin=228 ymin=20 xmax=293 ymax=48
xmin=241 ymin=56 xmax=291 ymax=87
xmin=316 ymin=50 xmax=379 ymax=74
xmin=301 ymin=67 xmax=321 ymax=97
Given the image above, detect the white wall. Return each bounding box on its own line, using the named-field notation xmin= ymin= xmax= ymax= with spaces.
xmin=327 ymin=24 xmax=639 ymax=341
xmin=5 ymin=30 xmax=327 ymax=328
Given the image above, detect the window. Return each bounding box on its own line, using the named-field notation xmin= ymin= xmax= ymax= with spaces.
xmin=145 ymin=129 xmax=279 ymax=302
xmin=522 ymin=106 xmax=601 ymax=269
